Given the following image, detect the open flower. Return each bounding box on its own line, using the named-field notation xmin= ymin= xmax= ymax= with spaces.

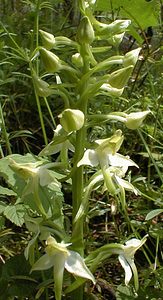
xmin=39 ymin=124 xmax=75 ymax=157
xmin=77 ymin=130 xmax=138 ymax=195
xmin=9 ymin=159 xmax=59 ymax=192
xmin=118 ymin=235 xmax=148 ymax=290
xmin=31 ymin=236 xmax=95 ymax=300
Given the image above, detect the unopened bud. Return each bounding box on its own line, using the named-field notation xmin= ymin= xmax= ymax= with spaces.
xmin=108 ymin=33 xmax=125 ymax=46
xmin=125 ymin=111 xmax=150 ymax=130
xmin=39 ymin=30 xmax=55 ymax=50
xmin=108 ymin=66 xmax=133 ymax=89
xmin=96 ymin=20 xmax=131 ymax=37
xmin=59 ymin=109 xmax=85 ymax=132
xmin=55 ymin=36 xmax=77 ymax=47
xmin=32 ymin=75 xmax=53 ymax=97
xmin=100 ymin=83 xmax=124 ymax=97
xmin=77 ymin=16 xmax=95 ymax=44
xmin=123 ymin=48 xmax=141 ymax=67
xmin=71 ymin=53 xmax=83 ymax=67
xmin=40 ymin=48 xmax=61 ymax=73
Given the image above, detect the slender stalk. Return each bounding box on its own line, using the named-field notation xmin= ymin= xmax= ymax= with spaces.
xmin=34 ymin=91 xmax=48 ymax=146
xmin=138 ymin=129 xmax=163 ymax=184
xmin=43 ymin=97 xmax=56 ymax=128
xmin=71 ymin=125 xmax=86 ymax=254
xmin=0 ymin=102 xmax=12 ymax=155
xmin=71 ymin=68 xmax=90 ymax=300
xmin=35 ymin=0 xmax=40 ymax=74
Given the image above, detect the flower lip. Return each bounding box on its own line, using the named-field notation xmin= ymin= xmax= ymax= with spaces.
xmin=123 ymin=234 xmax=148 ymax=258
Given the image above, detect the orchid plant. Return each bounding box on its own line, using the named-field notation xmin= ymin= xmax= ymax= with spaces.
xmin=0 ymin=0 xmax=150 ymax=299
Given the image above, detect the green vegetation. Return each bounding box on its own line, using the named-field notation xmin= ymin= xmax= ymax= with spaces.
xmin=0 ymin=0 xmax=163 ymax=299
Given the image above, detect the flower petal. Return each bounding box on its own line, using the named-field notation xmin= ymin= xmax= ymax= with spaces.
xmin=118 ymin=254 xmax=132 ymax=285
xmin=124 ymin=235 xmax=148 ymax=258
xmin=31 ymin=253 xmax=54 ymax=271
xmin=108 ymin=153 xmax=138 ymax=169
xmin=53 ymin=253 xmax=66 ymax=300
xmin=65 ymin=250 xmax=95 ymax=284
xmin=115 ymin=176 xmax=139 ymax=195
xmin=77 ymin=149 xmax=99 ymax=167
xmin=100 ymin=83 xmax=124 ymax=97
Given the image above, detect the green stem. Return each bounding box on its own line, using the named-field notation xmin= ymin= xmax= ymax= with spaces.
xmin=0 ymin=102 xmax=12 ymax=155
xmin=71 ymin=97 xmax=88 ymax=300
xmin=73 ymin=171 xmax=103 ymax=223
xmin=33 ymin=178 xmax=48 ymax=218
xmin=138 ymin=129 xmax=163 ymax=184
xmin=71 ymin=127 xmax=86 ymax=253
xmin=35 ymin=0 xmax=40 ymax=74
xmin=35 ymin=91 xmax=48 ymax=146
xmin=43 ymin=97 xmax=56 ymax=128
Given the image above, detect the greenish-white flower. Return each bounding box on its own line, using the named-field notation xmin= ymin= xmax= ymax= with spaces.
xmin=125 ymin=111 xmax=150 ymax=130
xmin=39 ymin=124 xmax=75 ymax=156
xmin=100 ymin=83 xmax=124 ymax=97
xmin=9 ymin=159 xmax=59 ymax=191
xmin=118 ymin=235 xmax=148 ymax=290
xmin=77 ymin=134 xmax=138 ymax=197
xmin=31 ymin=236 xmax=95 ymax=300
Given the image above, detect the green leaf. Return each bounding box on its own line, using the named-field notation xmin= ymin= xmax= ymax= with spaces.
xmin=0 ymin=154 xmax=64 ymax=225
xmin=4 ymin=204 xmax=26 ymax=226
xmin=0 ymin=201 xmax=7 ymax=214
xmin=0 ymin=154 xmax=37 ymax=196
xmin=116 ymin=284 xmax=136 ymax=299
xmin=0 ymin=186 xmax=16 ymax=196
xmin=0 ymin=278 xmax=8 ymax=296
xmin=95 ymin=0 xmax=160 ymax=29
xmin=145 ymin=209 xmax=163 ymax=221
xmin=24 ymin=231 xmax=40 ymax=260
xmin=0 ymin=254 xmax=37 ymax=298
xmin=31 ymin=253 xmax=54 ymax=271
xmin=149 ymin=223 xmax=163 ymax=239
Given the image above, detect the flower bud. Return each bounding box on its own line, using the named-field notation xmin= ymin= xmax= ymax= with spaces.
xmin=71 ymin=53 xmax=83 ymax=67
xmin=108 ymin=66 xmax=133 ymax=89
xmin=108 ymin=33 xmax=125 ymax=46
xmin=123 ymin=48 xmax=141 ymax=67
xmin=39 ymin=30 xmax=55 ymax=50
xmin=40 ymin=47 xmax=61 ymax=73
xmin=55 ymin=36 xmax=77 ymax=47
xmin=96 ymin=20 xmax=131 ymax=37
xmin=125 ymin=111 xmax=150 ymax=130
xmin=77 ymin=16 xmax=95 ymax=44
xmin=100 ymin=83 xmax=124 ymax=97
xmin=32 ymin=75 xmax=53 ymax=97
xmin=59 ymin=109 xmax=85 ymax=132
